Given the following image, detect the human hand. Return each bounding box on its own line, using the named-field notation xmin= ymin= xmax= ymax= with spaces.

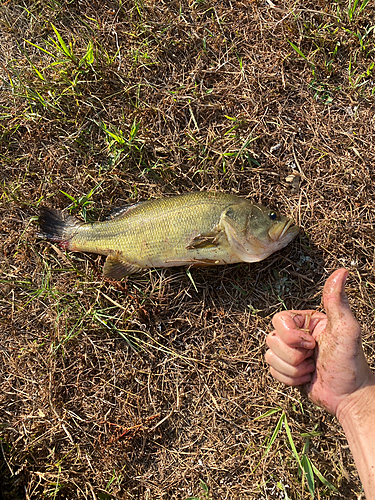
xmin=265 ymin=268 xmax=374 ymax=416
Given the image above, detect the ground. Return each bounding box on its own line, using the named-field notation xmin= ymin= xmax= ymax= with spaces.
xmin=0 ymin=0 xmax=375 ymax=499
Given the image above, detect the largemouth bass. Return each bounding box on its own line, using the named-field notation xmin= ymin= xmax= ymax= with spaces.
xmin=38 ymin=192 xmax=299 ymax=279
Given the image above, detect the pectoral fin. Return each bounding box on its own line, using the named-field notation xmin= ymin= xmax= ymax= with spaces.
xmin=186 ymin=229 xmax=222 ymax=250
xmin=103 ymin=253 xmax=143 ymax=279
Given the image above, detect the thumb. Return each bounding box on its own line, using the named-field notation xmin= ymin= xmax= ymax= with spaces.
xmin=323 ymin=268 xmax=359 ymax=335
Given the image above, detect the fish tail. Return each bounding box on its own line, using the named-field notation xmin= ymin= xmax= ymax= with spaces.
xmin=38 ymin=208 xmax=82 ymax=249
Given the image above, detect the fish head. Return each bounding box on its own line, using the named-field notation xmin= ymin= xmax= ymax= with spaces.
xmin=221 ymin=201 xmax=299 ymax=263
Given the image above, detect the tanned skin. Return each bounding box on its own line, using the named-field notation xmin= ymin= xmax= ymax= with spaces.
xmin=265 ymin=269 xmax=375 ymax=499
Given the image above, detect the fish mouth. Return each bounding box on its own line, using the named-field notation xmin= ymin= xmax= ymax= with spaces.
xmin=268 ymin=219 xmax=299 ymax=242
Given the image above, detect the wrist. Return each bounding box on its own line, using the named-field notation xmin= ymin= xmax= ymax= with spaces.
xmin=336 ymin=372 xmax=375 ymax=426
xmin=335 ymin=372 xmax=375 ymax=499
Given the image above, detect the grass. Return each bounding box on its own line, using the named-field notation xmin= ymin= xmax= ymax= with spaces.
xmin=253 ymin=407 xmax=337 ymax=497
xmin=1 ymin=0 xmax=375 ymax=498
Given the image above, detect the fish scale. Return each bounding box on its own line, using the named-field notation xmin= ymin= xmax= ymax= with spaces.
xmin=38 ymin=192 xmax=299 ymax=279
xmin=69 ymin=192 xmax=236 ymax=266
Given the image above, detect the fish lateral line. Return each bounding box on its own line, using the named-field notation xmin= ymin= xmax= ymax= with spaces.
xmin=38 ymin=192 xmax=299 ymax=279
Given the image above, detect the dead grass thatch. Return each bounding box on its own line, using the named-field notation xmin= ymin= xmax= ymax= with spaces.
xmin=1 ymin=0 xmax=375 ymax=499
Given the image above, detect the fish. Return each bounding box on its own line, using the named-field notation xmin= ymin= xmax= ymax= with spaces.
xmin=38 ymin=191 xmax=299 ymax=279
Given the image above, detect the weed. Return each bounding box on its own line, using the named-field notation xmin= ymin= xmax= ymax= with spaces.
xmin=60 ymin=182 xmax=104 ymax=220
xmin=347 ymin=0 xmax=371 ymax=21
xmin=1 ymin=1 xmax=374 ymax=498
xmin=253 ymin=408 xmax=337 ymax=498
xmin=185 ymin=480 xmax=210 ymax=500
xmin=99 ymin=119 xmax=147 ymax=170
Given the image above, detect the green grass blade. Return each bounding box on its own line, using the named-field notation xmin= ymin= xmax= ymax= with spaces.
xmin=200 ymin=480 xmax=209 ymax=493
xmin=78 ymin=181 xmax=103 ymax=207
xmin=129 ymin=119 xmax=140 ymax=141
xmin=51 ymin=23 xmax=75 ymax=61
xmin=283 ymin=416 xmax=302 ymax=470
xmin=266 ymin=412 xmax=285 ymax=452
xmin=287 ymin=40 xmax=308 ymax=61
xmin=79 ymin=40 xmax=94 ymax=67
xmin=60 ymin=190 xmax=77 ymax=202
xmin=311 ymin=463 xmax=338 ymax=491
xmin=359 ymin=0 xmax=370 ymax=12
xmin=254 ymin=407 xmax=282 ymax=421
xmin=31 ymin=65 xmax=45 ymax=81
xmin=24 ymin=39 xmax=55 ymax=58
xmin=250 ymin=411 xmax=285 ymax=473
xmin=234 ymin=135 xmax=260 ymax=162
xmin=102 ymin=123 xmax=125 ymax=145
xmin=301 ymin=455 xmax=315 ymax=498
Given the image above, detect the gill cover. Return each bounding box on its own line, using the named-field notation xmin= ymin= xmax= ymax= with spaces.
xmin=220 ymin=202 xmax=295 ymax=262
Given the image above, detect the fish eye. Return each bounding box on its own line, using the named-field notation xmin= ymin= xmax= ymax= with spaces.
xmin=269 ymin=211 xmax=278 ymax=221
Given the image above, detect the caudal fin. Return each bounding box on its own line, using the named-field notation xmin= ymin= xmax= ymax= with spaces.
xmin=38 ymin=208 xmax=81 ymax=246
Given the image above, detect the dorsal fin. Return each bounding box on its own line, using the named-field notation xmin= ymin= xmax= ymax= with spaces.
xmin=105 ymin=203 xmax=140 ymax=221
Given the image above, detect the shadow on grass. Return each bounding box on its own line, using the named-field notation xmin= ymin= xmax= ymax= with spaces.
xmin=0 ymin=452 xmax=25 ymax=500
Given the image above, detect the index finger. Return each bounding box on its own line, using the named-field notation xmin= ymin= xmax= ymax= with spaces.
xmin=272 ymin=310 xmax=321 ymax=349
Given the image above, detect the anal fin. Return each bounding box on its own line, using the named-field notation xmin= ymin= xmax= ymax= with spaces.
xmin=103 ymin=253 xmax=142 ymax=279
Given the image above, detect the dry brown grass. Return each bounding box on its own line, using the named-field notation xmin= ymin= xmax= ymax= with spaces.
xmin=1 ymin=0 xmax=375 ymax=498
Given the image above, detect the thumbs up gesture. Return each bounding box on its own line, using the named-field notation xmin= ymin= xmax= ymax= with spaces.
xmin=266 ymin=269 xmax=375 ymax=497
xmin=265 ymin=268 xmax=374 ymax=416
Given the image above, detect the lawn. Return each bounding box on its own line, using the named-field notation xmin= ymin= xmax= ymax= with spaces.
xmin=1 ymin=0 xmax=375 ymax=498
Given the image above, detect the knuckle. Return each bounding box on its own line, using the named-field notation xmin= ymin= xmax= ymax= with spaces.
xmin=265 ymin=331 xmax=277 ymax=347
xmin=264 ymin=349 xmax=273 ymax=365
xmin=290 ymin=365 xmax=302 ymax=377
xmin=289 ymin=352 xmax=304 ymax=367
